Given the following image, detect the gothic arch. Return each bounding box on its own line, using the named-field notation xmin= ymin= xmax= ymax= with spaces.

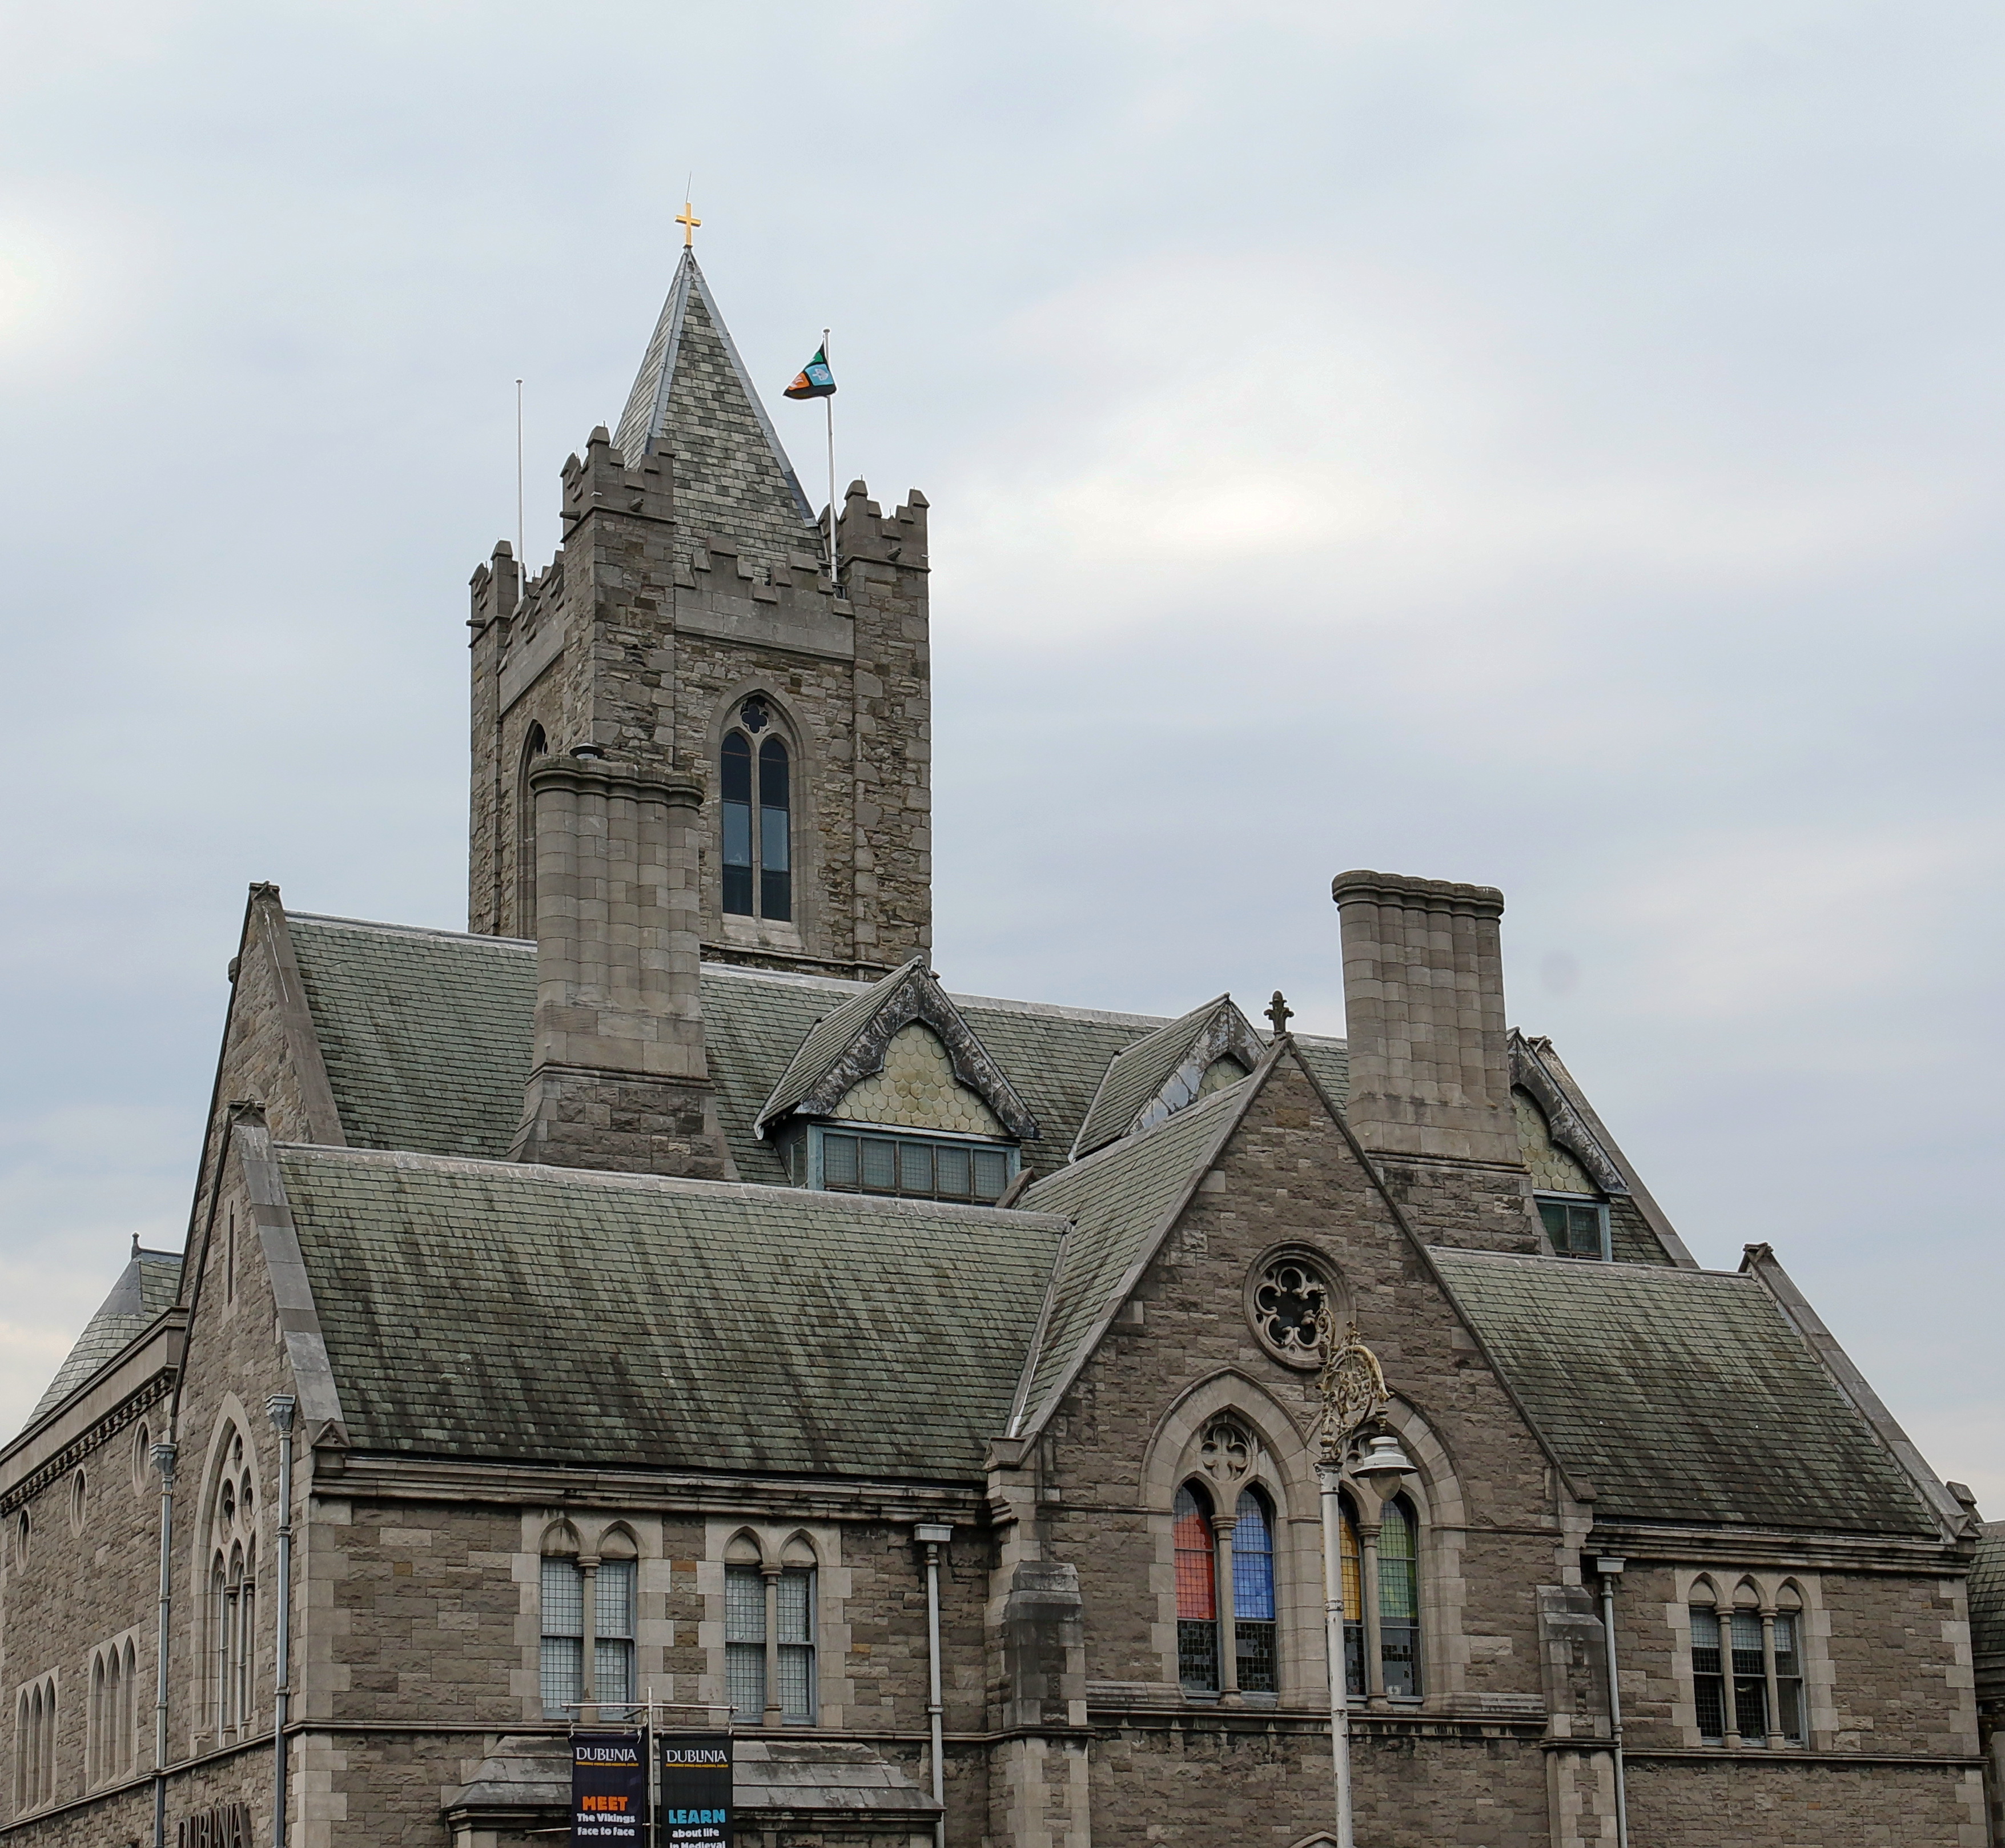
xmin=724 ymin=1528 xmax=764 ymax=1565
xmin=539 ymin=1518 xmax=581 ymax=1558
xmin=704 ymin=681 xmax=824 ymax=947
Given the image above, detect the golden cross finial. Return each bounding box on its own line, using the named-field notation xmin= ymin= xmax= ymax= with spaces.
xmin=676 ymin=199 xmax=701 ymax=248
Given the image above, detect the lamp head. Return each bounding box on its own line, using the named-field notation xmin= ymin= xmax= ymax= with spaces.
xmin=1352 ymin=1431 xmax=1416 ymax=1488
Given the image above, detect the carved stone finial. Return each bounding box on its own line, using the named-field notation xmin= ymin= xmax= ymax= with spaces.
xmin=1265 ymin=991 xmax=1293 ymax=1036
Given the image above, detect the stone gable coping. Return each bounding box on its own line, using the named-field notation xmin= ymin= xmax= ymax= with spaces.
xmin=1508 ymin=1033 xmax=1628 ymax=1196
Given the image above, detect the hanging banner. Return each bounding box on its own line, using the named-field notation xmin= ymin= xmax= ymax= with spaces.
xmin=658 ymin=1733 xmax=734 ymax=1847
xmin=571 ymin=1731 xmax=649 ymax=1845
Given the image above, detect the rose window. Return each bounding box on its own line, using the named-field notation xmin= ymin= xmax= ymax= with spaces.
xmin=1251 ymin=1256 xmax=1331 ymax=1366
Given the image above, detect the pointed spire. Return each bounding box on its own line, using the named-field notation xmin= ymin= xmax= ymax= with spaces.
xmin=612 ymin=250 xmax=819 ymax=572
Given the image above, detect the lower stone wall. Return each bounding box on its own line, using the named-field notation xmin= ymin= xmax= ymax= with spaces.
xmin=1089 ymin=1717 xmax=1550 ymax=1848
xmin=1625 ymin=1755 xmax=1988 ymax=1848
xmin=0 ymin=1742 xmax=273 ymax=1847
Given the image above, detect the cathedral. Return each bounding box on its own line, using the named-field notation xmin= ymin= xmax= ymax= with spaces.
xmin=2 ymin=241 xmax=2000 ymax=1848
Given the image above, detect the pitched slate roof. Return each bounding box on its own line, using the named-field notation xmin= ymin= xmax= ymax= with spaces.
xmin=1071 ymin=996 xmax=1265 ymax=1159
xmin=31 ymin=1247 xmax=183 ymax=1421
xmin=288 ymin=915 xmax=535 ymax=1160
xmin=1010 ymin=1076 xmax=1257 ymax=1436
xmin=283 ymin=911 xmax=1175 ymax=1180
xmin=275 ymin=1144 xmax=1066 ymax=1481
xmin=611 ymin=250 xmax=818 ymax=572
xmin=1429 ymin=1249 xmax=1939 ymax=1536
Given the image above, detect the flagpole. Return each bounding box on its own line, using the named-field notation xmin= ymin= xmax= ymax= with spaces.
xmin=823 ymin=327 xmax=837 ymax=591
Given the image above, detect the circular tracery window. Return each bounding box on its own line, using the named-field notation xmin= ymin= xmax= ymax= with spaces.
xmin=1247 ymin=1250 xmax=1336 ymax=1368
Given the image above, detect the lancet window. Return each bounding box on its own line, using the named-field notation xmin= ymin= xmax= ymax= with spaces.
xmin=1337 ymin=1489 xmax=1423 ymax=1700
xmin=1174 ymin=1475 xmax=1280 ymax=1698
xmin=1690 ymin=1584 xmax=1804 ymax=1745
xmin=721 ymin=700 xmax=791 ymax=922
xmin=207 ymin=1429 xmax=258 ymax=1737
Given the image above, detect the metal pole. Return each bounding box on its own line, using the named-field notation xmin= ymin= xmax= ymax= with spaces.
xmin=516 ymin=378 xmax=525 ymax=566
xmin=823 ymin=331 xmax=836 ymax=590
xmin=1318 ymin=1465 xmax=1354 ymax=1848
xmin=1597 ymin=1557 xmax=1630 ymax=1848
xmin=150 ymin=1440 xmax=178 ymax=1848
xmin=267 ymin=1397 xmax=296 ymax=1848
xmin=915 ymin=1524 xmax=951 ymax=1848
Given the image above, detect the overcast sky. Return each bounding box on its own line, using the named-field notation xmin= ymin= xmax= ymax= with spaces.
xmin=3 ymin=1 xmax=2000 ymax=1505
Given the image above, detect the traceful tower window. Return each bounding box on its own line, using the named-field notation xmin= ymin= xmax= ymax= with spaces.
xmin=721 ymin=705 xmax=793 ymax=922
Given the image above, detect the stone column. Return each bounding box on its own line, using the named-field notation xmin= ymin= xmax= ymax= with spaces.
xmin=512 ymin=750 xmax=732 ymax=1176
xmin=578 ymin=1557 xmax=600 ymax=1727
xmin=1213 ymin=1514 xmax=1240 ymax=1705
xmin=762 ymin=1566 xmax=784 ymax=1728
xmin=1358 ymin=1517 xmax=1386 ymax=1708
xmin=1761 ymin=1606 xmax=1784 ymax=1749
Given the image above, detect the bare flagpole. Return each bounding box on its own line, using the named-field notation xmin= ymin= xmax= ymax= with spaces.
xmin=823 ymin=327 xmax=838 ymax=590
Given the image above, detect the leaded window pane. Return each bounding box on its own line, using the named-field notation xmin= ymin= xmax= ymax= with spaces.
xmin=861 ymin=1138 xmax=897 ymax=1191
xmin=1380 ymin=1622 xmax=1419 ymax=1697
xmin=595 ymin=1638 xmax=635 ymax=1706
xmin=542 ymin=1558 xmax=583 ymax=1636
xmin=725 ymin=1566 xmax=765 ymax=1642
xmin=777 ymin=1568 xmax=813 ymax=1644
xmin=596 ymin=1560 xmax=635 ymax=1639
xmin=1174 ymin=1484 xmax=1218 ymax=1694
xmin=1236 ymin=1621 xmax=1277 ymax=1695
xmin=973 ymin=1147 xmax=1008 ymax=1199
xmin=1177 ymin=1621 xmax=1219 ymax=1694
xmin=1377 ymin=1501 xmax=1418 ymax=1619
xmin=1232 ymin=1490 xmax=1276 ymax=1622
xmin=898 ymin=1141 xmax=934 ymax=1193
xmin=541 ymin=1636 xmax=582 ymax=1716
xmin=778 ymin=1645 xmax=815 ymax=1722
xmin=726 ymin=1642 xmax=765 ymax=1722
xmin=935 ymin=1144 xmax=971 ymax=1197
xmin=1689 ymin=1608 xmax=1725 ymax=1738
xmin=823 ymin=1135 xmax=858 ymax=1188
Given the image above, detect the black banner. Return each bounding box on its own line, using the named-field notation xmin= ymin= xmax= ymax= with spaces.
xmin=658 ymin=1732 xmax=733 ymax=1847
xmin=572 ymin=1730 xmax=649 ymax=1845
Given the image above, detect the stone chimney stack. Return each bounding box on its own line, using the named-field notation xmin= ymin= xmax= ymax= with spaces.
xmin=1332 ymin=870 xmax=1518 ymax=1166
xmin=511 ymin=749 xmax=732 ymax=1178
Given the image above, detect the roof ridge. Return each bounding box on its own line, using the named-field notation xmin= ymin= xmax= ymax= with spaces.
xmin=272 ymin=1140 xmax=1071 ymax=1230
xmin=1427 ymin=1246 xmax=1749 ymax=1281
xmin=288 ymin=911 xmax=536 ymax=951
xmin=945 ymin=991 xmax=1171 ymax=1030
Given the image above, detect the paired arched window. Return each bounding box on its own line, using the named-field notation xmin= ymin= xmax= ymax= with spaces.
xmin=723 ymin=1533 xmax=818 ymax=1724
xmin=721 ymin=700 xmax=791 ymax=922
xmin=1173 ymin=1481 xmax=1279 ymax=1697
xmin=538 ymin=1525 xmax=638 ymax=1719
xmin=1337 ymin=1491 xmax=1423 ymax=1700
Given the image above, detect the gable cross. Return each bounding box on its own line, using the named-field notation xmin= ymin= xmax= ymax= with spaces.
xmin=676 ymin=199 xmax=702 ymax=247
xmin=1265 ymin=990 xmax=1293 ymax=1037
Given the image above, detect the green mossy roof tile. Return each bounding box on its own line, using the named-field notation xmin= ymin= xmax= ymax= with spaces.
xmin=1429 ymin=1249 xmax=1936 ymax=1536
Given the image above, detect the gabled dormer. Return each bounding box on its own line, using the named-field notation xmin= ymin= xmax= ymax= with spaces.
xmin=755 ymin=958 xmax=1038 ymax=1200
xmin=1069 ymin=994 xmax=1266 ymax=1160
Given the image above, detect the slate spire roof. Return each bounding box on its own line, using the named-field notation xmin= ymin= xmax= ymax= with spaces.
xmin=32 ymin=1242 xmax=182 ymax=1420
xmin=612 ymin=248 xmax=819 ymax=571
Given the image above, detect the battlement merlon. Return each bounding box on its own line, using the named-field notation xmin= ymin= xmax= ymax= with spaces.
xmin=836 ymin=479 xmax=930 ymax=571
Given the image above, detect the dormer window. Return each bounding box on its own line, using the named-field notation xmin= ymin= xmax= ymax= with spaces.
xmin=792 ymin=1124 xmax=1015 ymax=1202
xmin=1537 ymin=1195 xmax=1610 ymax=1261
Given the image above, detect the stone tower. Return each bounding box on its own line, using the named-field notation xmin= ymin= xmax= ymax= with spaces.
xmin=467 ymin=248 xmax=933 ymax=982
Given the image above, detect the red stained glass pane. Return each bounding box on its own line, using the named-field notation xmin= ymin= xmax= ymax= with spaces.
xmin=1174 ymin=1484 xmax=1216 ymax=1621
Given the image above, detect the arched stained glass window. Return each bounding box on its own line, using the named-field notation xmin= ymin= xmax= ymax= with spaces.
xmin=1379 ymin=1495 xmax=1420 ymax=1697
xmin=1233 ymin=1487 xmax=1277 ymax=1694
xmin=759 ymin=736 xmax=791 ymax=921
xmin=1174 ymin=1483 xmax=1218 ymax=1693
xmin=721 ymin=708 xmax=793 ymax=922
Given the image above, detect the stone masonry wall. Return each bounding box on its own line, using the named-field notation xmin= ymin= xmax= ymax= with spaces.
xmin=1042 ymin=1057 xmax=1565 ymax=1717
xmin=1625 ymin=1756 xmax=1986 ymax=1847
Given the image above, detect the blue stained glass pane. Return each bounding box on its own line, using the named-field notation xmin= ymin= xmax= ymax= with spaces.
xmin=1232 ymin=1491 xmax=1275 ymax=1621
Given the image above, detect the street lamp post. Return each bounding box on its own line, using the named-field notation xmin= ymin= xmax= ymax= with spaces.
xmin=1315 ymin=1316 xmax=1416 ymax=1848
